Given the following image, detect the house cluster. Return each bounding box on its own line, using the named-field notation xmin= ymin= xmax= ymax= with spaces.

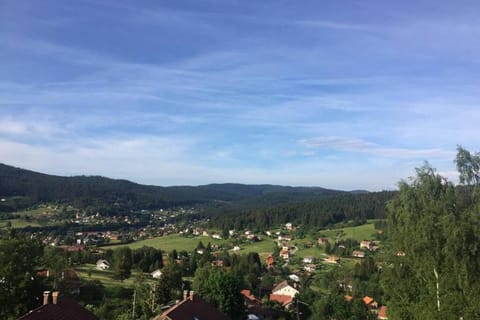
xmin=241 ymin=280 xmax=300 ymax=318
xmin=343 ymin=294 xmax=388 ymax=319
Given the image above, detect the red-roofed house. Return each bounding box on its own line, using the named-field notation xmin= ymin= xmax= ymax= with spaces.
xmin=378 ymin=306 xmax=388 ymax=319
xmin=241 ymin=290 xmax=261 ymax=304
xmin=17 ymin=291 xmax=98 ymax=320
xmin=269 ymin=294 xmax=294 ymax=308
xmin=266 ymin=255 xmax=275 ymax=268
xmin=363 ymin=296 xmax=378 ymax=309
xmin=271 ymin=280 xmax=299 ymax=298
xmin=155 ymin=291 xmax=228 ymax=320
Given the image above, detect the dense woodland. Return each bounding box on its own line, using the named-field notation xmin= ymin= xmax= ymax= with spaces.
xmin=0 ymin=163 xmax=345 ymax=213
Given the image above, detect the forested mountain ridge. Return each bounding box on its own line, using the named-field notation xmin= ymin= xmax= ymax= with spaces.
xmin=0 ymin=163 xmax=347 ymax=211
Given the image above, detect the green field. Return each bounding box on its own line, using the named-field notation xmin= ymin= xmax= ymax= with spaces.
xmin=103 ymin=222 xmax=378 ymax=258
xmin=320 ymin=222 xmax=377 ymax=243
xmin=0 ymin=219 xmax=44 ymax=228
xmin=75 ymin=264 xmax=152 ymax=288
xmin=102 ymin=234 xmax=227 ymax=252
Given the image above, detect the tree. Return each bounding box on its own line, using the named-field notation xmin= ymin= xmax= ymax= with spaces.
xmin=112 ymin=247 xmax=132 ymax=280
xmin=156 ymin=263 xmax=183 ymax=305
xmin=455 ymin=145 xmax=480 ymax=185
xmin=382 ymin=158 xmax=480 ymax=319
xmin=192 ymin=265 xmax=245 ymax=319
xmin=0 ymin=233 xmax=43 ymax=320
xmin=43 ymin=246 xmax=69 ymax=289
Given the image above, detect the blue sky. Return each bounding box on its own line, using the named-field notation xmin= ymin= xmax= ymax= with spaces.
xmin=1 ymin=0 xmax=479 ymax=190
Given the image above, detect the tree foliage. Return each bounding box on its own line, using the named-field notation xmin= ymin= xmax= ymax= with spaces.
xmin=192 ymin=265 xmax=245 ymax=319
xmin=0 ymin=232 xmax=43 ymax=319
xmin=383 ymin=158 xmax=480 ymax=319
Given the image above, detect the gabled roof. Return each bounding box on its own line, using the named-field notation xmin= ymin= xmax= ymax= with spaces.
xmin=269 ymin=294 xmax=293 ymax=307
xmin=241 ymin=290 xmax=261 ymax=303
xmin=363 ymin=296 xmax=374 ymax=305
xmin=378 ymin=306 xmax=388 ymax=319
xmin=272 ymin=280 xmax=290 ymax=293
xmin=17 ymin=294 xmax=98 ymax=320
xmin=158 ymin=293 xmax=229 ymax=320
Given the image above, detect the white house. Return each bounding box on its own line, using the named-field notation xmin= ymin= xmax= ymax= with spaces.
xmin=233 ymin=246 xmax=241 ymax=252
xmin=96 ymin=259 xmax=110 ymax=270
xmin=151 ymin=269 xmax=162 ymax=279
xmin=304 ymin=264 xmax=317 ymax=272
xmin=288 ymin=274 xmax=301 ymax=283
xmin=272 ymin=281 xmax=299 ymax=298
xmin=302 ymin=256 xmax=316 ymax=264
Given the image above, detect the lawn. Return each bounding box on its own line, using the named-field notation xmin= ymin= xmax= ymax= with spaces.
xmin=75 ymin=264 xmax=152 ymax=288
xmin=103 ymin=233 xmax=278 ymax=259
xmin=0 ymin=219 xmax=44 ymax=228
xmin=320 ymin=222 xmax=377 ymax=243
xmin=102 ymin=234 xmax=227 ymax=252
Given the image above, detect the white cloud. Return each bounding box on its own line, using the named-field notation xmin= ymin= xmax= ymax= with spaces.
xmin=299 ymin=136 xmax=454 ymax=159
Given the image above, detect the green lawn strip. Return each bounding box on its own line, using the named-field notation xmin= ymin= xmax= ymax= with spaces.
xmin=0 ymin=218 xmax=44 ymax=228
xmin=75 ymin=264 xmax=152 ymax=288
xmin=320 ymin=223 xmax=377 ymax=243
xmin=101 ymin=234 xmax=227 ymax=252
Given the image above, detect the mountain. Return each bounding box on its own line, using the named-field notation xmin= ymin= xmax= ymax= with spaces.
xmin=0 ymin=163 xmax=345 ymax=212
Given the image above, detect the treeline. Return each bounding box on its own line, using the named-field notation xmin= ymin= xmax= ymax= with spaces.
xmin=0 ymin=163 xmax=345 ymax=214
xmin=203 ymin=191 xmax=396 ymax=230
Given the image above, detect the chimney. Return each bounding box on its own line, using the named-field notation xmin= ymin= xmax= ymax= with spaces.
xmin=43 ymin=291 xmax=51 ymax=305
xmin=189 ymin=291 xmax=195 ymax=301
xmin=183 ymin=290 xmax=188 ymax=300
xmin=52 ymin=291 xmax=59 ymax=305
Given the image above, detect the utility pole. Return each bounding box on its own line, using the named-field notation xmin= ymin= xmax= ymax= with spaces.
xmin=132 ymin=289 xmax=136 ymax=320
xmin=433 ymin=267 xmax=440 ymax=312
xmin=151 ymin=283 xmax=157 ymax=312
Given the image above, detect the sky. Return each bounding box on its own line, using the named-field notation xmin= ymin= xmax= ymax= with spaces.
xmin=1 ymin=0 xmax=480 ymax=191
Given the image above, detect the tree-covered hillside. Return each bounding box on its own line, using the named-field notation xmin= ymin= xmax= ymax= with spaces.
xmin=0 ymin=163 xmax=345 ymax=213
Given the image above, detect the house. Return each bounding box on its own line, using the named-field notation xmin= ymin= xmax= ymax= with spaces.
xmin=363 ymin=296 xmax=378 ymax=309
xmin=302 ymin=256 xmax=316 ymax=264
xmin=289 ymin=274 xmax=300 ymax=283
xmin=17 ymin=291 xmax=98 ymax=320
xmin=324 ymin=255 xmax=340 ymax=264
xmin=95 ymin=259 xmax=110 ymax=270
xmin=317 ymin=237 xmax=329 ymax=245
xmin=241 ymin=289 xmax=261 ymax=304
xmin=269 ymin=294 xmax=294 ymax=309
xmin=285 ymin=222 xmax=293 ymax=230
xmin=271 ymin=280 xmax=299 ymax=298
xmin=378 ymin=306 xmax=388 ymax=319
xmin=304 ymin=264 xmax=317 ymax=272
xmin=151 ymin=269 xmax=162 ymax=279
xmin=360 ymin=240 xmax=372 ymax=250
xmin=233 ymin=246 xmax=241 ymax=252
xmin=283 ymin=235 xmax=292 ymax=241
xmin=280 ymin=249 xmax=290 ymax=261
xmin=212 ymin=233 xmax=222 ymax=240
xmin=396 ymin=251 xmax=406 ymax=257
xmin=344 ymin=295 xmax=353 ymax=302
xmin=154 ymin=291 xmax=228 ymax=320
xmin=266 ymin=255 xmax=275 ymax=268
xmin=352 ymin=250 xmax=365 ymax=258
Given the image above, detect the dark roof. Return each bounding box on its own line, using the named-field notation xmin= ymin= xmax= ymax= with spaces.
xmin=158 ymin=294 xmax=229 ymax=320
xmin=17 ymin=295 xmax=98 ymax=320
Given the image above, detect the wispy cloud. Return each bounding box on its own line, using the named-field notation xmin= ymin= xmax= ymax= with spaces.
xmin=299 ymin=136 xmax=454 ymax=159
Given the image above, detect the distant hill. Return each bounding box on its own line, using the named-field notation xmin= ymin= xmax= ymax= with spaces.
xmin=0 ymin=163 xmax=346 ymax=212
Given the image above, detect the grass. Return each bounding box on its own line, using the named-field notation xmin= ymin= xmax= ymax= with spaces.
xmin=75 ymin=264 xmax=152 ymax=288
xmin=102 ymin=234 xmax=227 ymax=252
xmin=0 ymin=219 xmax=44 ymax=228
xmin=320 ymin=222 xmax=377 ymax=243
